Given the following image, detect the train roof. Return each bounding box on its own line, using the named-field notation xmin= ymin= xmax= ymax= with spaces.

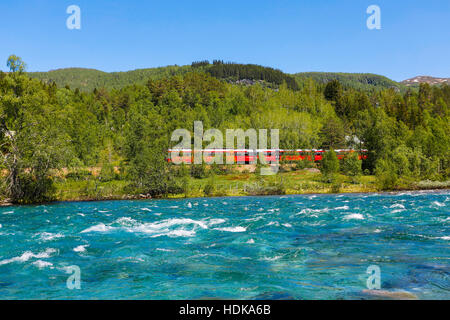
xmin=168 ymin=149 xmax=368 ymax=152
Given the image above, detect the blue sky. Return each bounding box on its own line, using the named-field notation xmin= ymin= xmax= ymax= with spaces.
xmin=0 ymin=0 xmax=449 ymax=81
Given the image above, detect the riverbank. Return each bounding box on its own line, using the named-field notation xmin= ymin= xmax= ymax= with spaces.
xmin=48 ymin=170 xmax=450 ymax=203
xmin=1 ymin=169 xmax=448 ymax=206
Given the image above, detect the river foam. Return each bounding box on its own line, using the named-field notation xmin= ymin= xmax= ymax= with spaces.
xmin=80 ymin=217 xmax=229 ymax=238
xmin=0 ymin=248 xmax=57 ymax=266
xmin=343 ymin=213 xmax=365 ymax=220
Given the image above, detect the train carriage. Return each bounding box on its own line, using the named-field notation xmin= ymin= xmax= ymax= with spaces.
xmin=168 ymin=149 xmax=368 ymax=164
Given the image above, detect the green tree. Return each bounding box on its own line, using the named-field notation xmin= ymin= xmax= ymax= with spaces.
xmin=324 ymin=80 xmax=342 ymax=102
xmin=0 ymin=72 xmax=72 ymax=203
xmin=123 ymin=104 xmax=175 ymax=197
xmin=375 ymin=157 xmax=398 ymax=190
xmin=340 ymin=152 xmax=362 ymax=177
xmin=99 ymin=162 xmax=116 ymax=182
xmin=319 ymin=117 xmax=346 ymax=149
xmin=7 ymin=55 xmax=26 ymax=73
xmin=321 ymin=149 xmax=340 ymax=182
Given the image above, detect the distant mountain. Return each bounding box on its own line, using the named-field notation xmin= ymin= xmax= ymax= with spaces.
xmin=29 ymin=62 xmax=300 ymax=92
xmin=401 ymin=76 xmax=450 ymax=86
xmin=28 ymin=66 xmax=193 ymax=91
xmin=293 ymin=72 xmax=404 ymax=91
xmin=28 ymin=63 xmax=411 ymax=92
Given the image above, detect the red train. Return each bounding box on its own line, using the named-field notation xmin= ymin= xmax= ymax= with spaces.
xmin=168 ymin=149 xmax=368 ymax=164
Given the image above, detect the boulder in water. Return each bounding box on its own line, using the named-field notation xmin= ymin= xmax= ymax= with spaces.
xmin=362 ymin=289 xmax=418 ymax=300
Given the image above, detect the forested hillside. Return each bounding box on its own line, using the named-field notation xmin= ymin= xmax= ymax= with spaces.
xmin=28 ymin=65 xmax=193 ymax=91
xmin=28 ymin=61 xmax=300 ymax=91
xmin=199 ymin=60 xmax=299 ymax=90
xmin=1 ymin=56 xmax=449 ymax=204
xmin=28 ymin=61 xmax=408 ymax=93
xmin=294 ymin=72 xmax=404 ymax=91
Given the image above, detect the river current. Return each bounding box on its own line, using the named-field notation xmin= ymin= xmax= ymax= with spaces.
xmin=0 ymin=191 xmax=449 ymax=299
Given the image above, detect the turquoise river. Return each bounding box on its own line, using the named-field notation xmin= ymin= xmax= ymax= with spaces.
xmin=0 ymin=191 xmax=449 ymax=299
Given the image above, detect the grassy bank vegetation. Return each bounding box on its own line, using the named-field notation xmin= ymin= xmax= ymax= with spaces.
xmin=49 ymin=162 xmax=447 ymax=203
xmin=53 ymin=169 xmax=378 ymax=201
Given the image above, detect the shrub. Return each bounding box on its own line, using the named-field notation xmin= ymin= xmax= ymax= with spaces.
xmin=247 ymin=178 xmax=286 ymax=196
xmin=340 ymin=152 xmax=362 ymax=177
xmin=416 ymin=180 xmax=450 ymax=189
xmin=375 ymin=158 xmax=398 ymax=190
xmin=99 ymin=163 xmax=117 ymax=182
xmin=295 ymin=157 xmax=314 ymax=170
xmin=66 ymin=169 xmax=92 ymax=180
xmin=172 ymin=163 xmax=190 ymax=178
xmin=203 ymin=175 xmax=216 ymax=196
xmin=191 ymin=163 xmax=207 ymax=179
xmin=330 ymin=182 xmax=342 ymax=193
xmin=321 ymin=149 xmax=340 ymax=182
xmin=180 ymin=175 xmax=190 ymax=196
xmin=11 ymin=172 xmax=56 ymax=204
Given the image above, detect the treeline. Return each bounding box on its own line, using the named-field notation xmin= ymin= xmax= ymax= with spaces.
xmin=1 ymin=56 xmax=449 ymax=203
xmin=205 ymin=61 xmax=299 ymax=90
xmin=29 ymin=63 xmax=410 ymax=93
xmin=192 ymin=60 xmax=300 ymax=90
xmin=30 ymin=62 xmax=300 ymax=92
xmin=322 ymin=79 xmax=449 ymax=188
xmin=28 ymin=65 xmax=193 ymax=92
xmin=191 ymin=60 xmax=210 ymax=68
xmin=294 ymin=72 xmax=403 ymax=92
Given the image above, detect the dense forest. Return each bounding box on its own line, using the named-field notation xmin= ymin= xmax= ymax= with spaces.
xmin=1 ymin=55 xmax=449 ymax=204
xmin=294 ymin=72 xmax=403 ymax=92
xmin=198 ymin=60 xmax=299 ymax=90
xmin=28 ymin=65 xmax=193 ymax=92
xmin=28 ymin=61 xmax=410 ymax=93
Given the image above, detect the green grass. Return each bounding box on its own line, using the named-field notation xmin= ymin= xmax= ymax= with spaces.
xmin=54 ymin=179 xmax=130 ymax=201
xmin=53 ymin=169 xmax=379 ymax=201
